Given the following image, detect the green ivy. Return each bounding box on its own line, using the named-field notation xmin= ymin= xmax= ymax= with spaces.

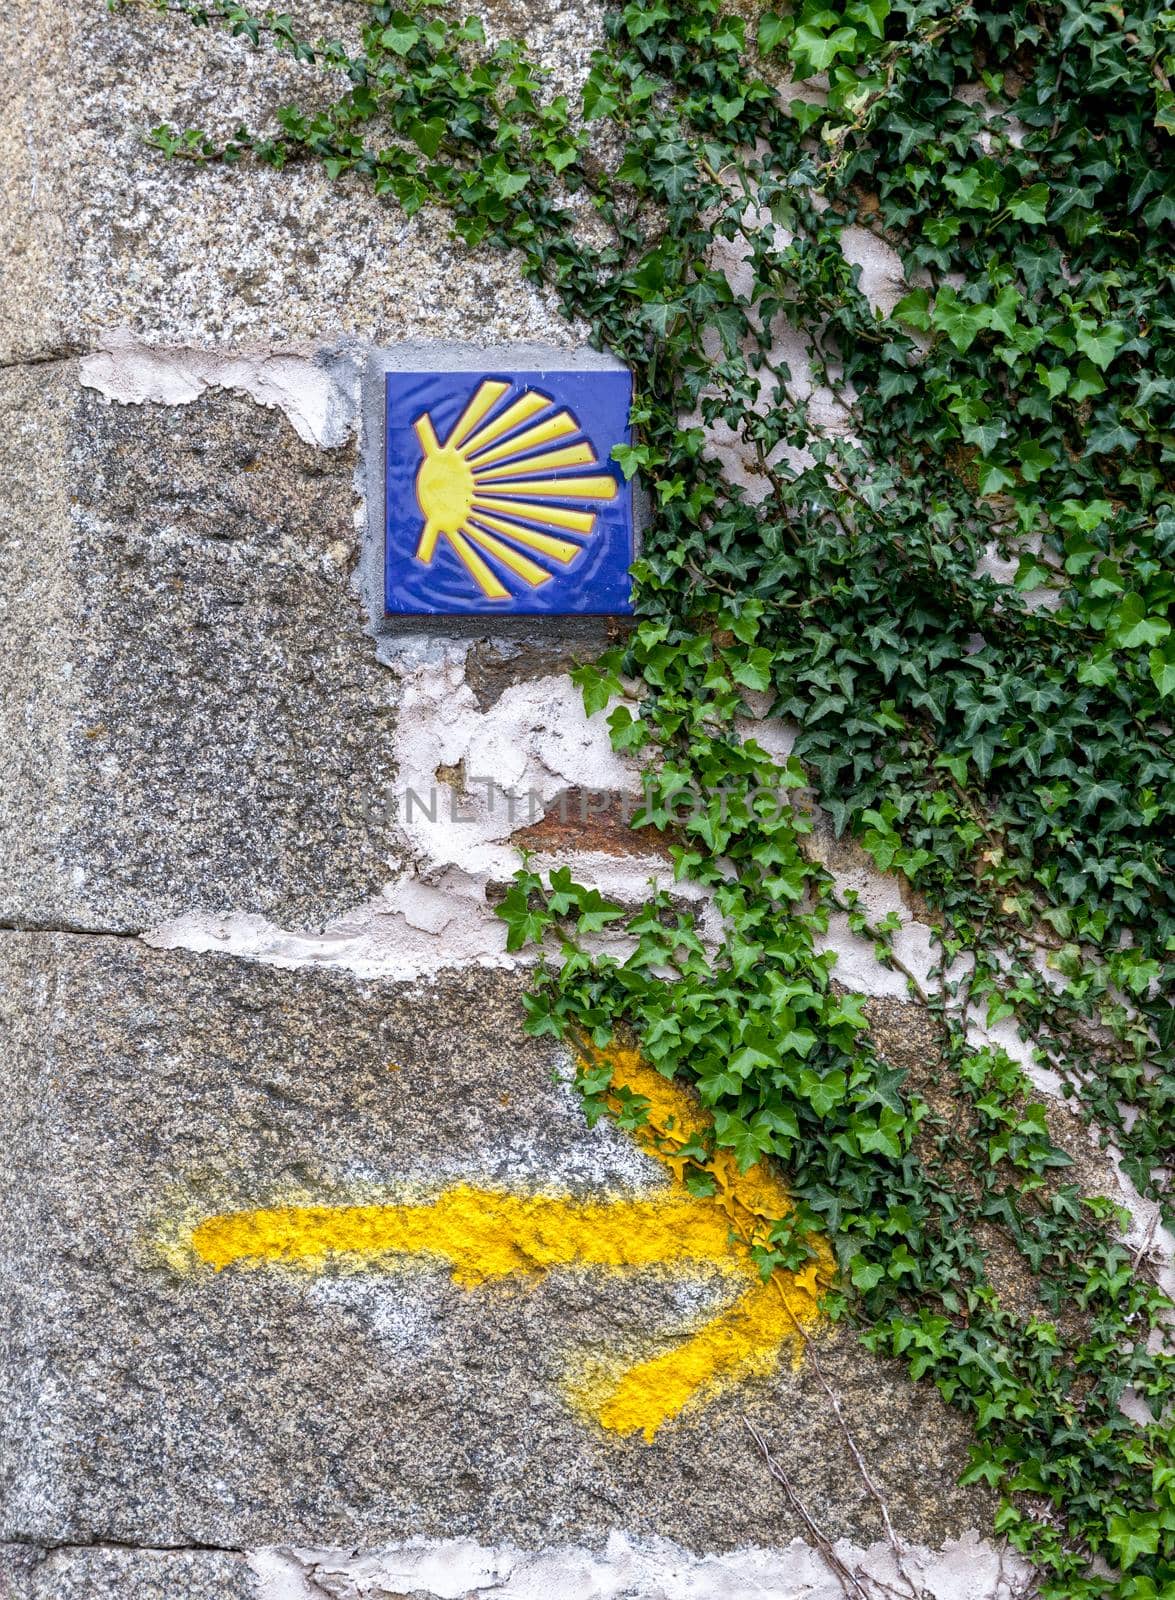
xmin=141 ymin=0 xmax=1175 ymax=1590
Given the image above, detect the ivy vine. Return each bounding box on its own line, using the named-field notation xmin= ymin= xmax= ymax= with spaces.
xmin=138 ymin=0 xmax=1175 ymax=1591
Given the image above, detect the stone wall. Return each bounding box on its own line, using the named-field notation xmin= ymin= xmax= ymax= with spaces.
xmin=2 ymin=4 xmax=1160 ymax=1597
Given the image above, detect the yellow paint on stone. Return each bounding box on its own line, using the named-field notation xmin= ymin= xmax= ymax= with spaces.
xmin=191 ymin=1187 xmax=738 ymax=1289
xmin=567 ymin=1273 xmax=822 ymax=1441
xmin=565 ymin=1046 xmax=831 ymax=1438
xmin=181 ymin=1046 xmax=830 ymax=1440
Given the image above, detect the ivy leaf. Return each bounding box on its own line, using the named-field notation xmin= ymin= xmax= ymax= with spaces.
xmin=409 ymin=118 xmax=446 ymax=158
xmin=932 ymin=287 xmax=990 ymax=353
xmin=756 ymin=10 xmax=790 ymax=53
xmin=730 ymin=1044 xmax=775 ymax=1077
xmin=854 ymin=1107 xmax=906 ymax=1161
xmin=713 ymin=1111 xmax=770 ymax=1170
xmin=1149 ymin=644 xmax=1175 ymax=698
xmin=944 ymin=166 xmax=1002 ymax=212
xmin=799 ymin=1067 xmax=847 ymax=1115
xmin=1006 ymin=183 xmax=1050 ymax=224
xmin=572 ymin=663 xmax=622 ymax=717
xmin=892 ymin=287 xmax=931 ymax=330
xmin=581 ymin=71 xmax=619 ymax=122
xmin=713 ymin=93 xmax=746 ymax=124
xmin=850 ymin=1255 xmax=885 ymax=1291
xmin=865 ymin=1063 xmax=908 ymax=1114
xmin=848 ymin=0 xmax=889 ymax=37
xmin=731 ymin=649 xmax=774 ymax=691
xmin=710 ymin=301 xmax=746 ymax=355
xmin=493 ymin=170 xmax=530 ymax=199
xmin=778 ymin=1026 xmax=817 ymax=1058
xmin=791 ymin=23 xmax=858 ymax=76
xmin=648 ymin=139 xmax=695 ymax=202
xmin=494 ymin=882 xmax=550 ymax=952
xmin=641 ymin=302 xmax=679 ymax=337
xmin=1035 ymin=363 xmax=1068 ymax=400
xmin=380 ymin=22 xmax=420 ymax=53
xmin=1109 ymin=594 xmax=1171 ymax=649
xmin=826 ymin=994 xmax=869 ymax=1032
xmin=1106 ymin=1513 xmax=1160 ymax=1570
xmin=576 ymin=890 xmax=625 ymax=934
xmin=976 ymin=458 xmax=1015 ymax=495
xmin=612 ymin=442 xmax=653 ymax=480
xmin=1014 ymin=554 xmax=1052 ymax=591
xmin=607 ymin=704 xmax=647 ymax=752
xmin=1015 ymin=440 xmax=1055 ymax=482
xmin=1086 ymin=420 xmax=1138 ymax=456
xmin=1073 ymin=320 xmax=1126 ymax=371
xmin=1068 ymin=359 xmax=1106 ymax=401
xmin=545 ymin=865 xmax=580 ymax=917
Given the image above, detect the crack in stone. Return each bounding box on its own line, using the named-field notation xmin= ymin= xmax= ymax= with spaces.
xmin=0 ymin=346 xmax=84 ymax=372
xmin=3 ymin=1535 xmax=247 ymax=1558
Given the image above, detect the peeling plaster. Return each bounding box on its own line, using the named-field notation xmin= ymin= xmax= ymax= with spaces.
xmin=248 ymin=1530 xmax=1031 ymax=1600
xmin=79 ymin=331 xmax=360 ymax=448
xmin=839 ymin=224 xmax=908 ymax=319
xmin=697 ymin=210 xmax=905 ymax=491
xmin=146 ymin=660 xmax=701 ymax=980
xmin=976 ymin=534 xmax=1062 ymax=613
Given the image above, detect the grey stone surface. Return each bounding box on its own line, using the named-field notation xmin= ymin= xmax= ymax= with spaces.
xmin=0 ymin=1545 xmax=256 ymax=1600
xmin=0 ymin=933 xmax=995 ymax=1554
xmin=0 ymin=366 xmax=78 ymax=928
xmin=0 ymin=365 xmax=401 ymax=932
xmin=0 ymin=0 xmax=599 ymax=365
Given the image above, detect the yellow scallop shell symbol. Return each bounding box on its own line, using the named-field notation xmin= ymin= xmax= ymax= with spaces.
xmin=412 ymin=379 xmax=619 ymax=599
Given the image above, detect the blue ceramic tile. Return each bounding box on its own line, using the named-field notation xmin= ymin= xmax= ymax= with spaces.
xmin=384 ymin=367 xmax=634 ymax=616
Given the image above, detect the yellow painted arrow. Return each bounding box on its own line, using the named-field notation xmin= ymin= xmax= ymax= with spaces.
xmin=181 ymin=1048 xmax=830 ymax=1440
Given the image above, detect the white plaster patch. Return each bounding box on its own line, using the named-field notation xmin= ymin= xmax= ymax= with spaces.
xmin=976 ymin=536 xmax=1062 ymax=613
xmin=839 ymin=224 xmax=907 ymax=319
xmin=248 ymin=1530 xmax=1031 ymax=1600
xmin=249 ymin=1550 xmax=331 ymax=1600
xmin=736 ymin=706 xmax=797 ymax=766
xmin=969 ymin=1033 xmax=1175 ymax=1305
xmin=1109 ymin=1151 xmax=1175 ymax=1303
xmin=145 ymin=660 xmax=687 ymax=980
xmin=79 ymin=330 xmax=359 ymax=447
xmin=393 ymin=658 xmax=641 ymax=871
xmin=695 ymin=208 xmax=906 ymax=491
xmin=955 ymin=82 xmax=1029 ymax=152
xmin=143 ymin=889 xmax=518 ymax=982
